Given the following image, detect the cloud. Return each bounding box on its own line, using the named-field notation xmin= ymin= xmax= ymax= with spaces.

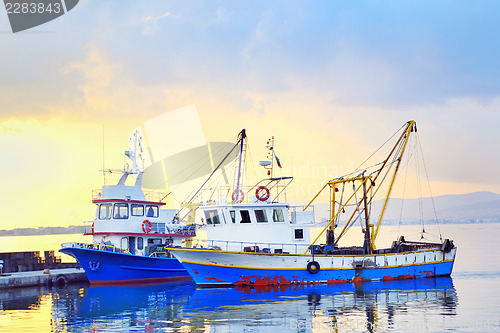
xmin=63 ymin=44 xmax=118 ymax=112
xmin=212 ymin=7 xmax=233 ymax=23
xmin=141 ymin=11 xmax=174 ymax=35
xmin=0 ymin=122 xmax=24 ymax=135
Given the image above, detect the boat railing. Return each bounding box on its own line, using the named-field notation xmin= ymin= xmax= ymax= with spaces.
xmin=91 ymin=189 xmax=165 ymax=203
xmin=192 ymin=239 xmax=311 ymax=255
xmin=198 ymin=186 xmax=244 ymax=204
xmin=61 ymin=242 xmax=131 ymax=254
xmin=143 ymin=190 xmax=166 ymax=203
xmin=83 ymin=221 xmax=93 ymax=234
xmin=168 ymin=224 xmax=197 ymax=236
xmin=197 ymin=177 xmax=293 ymax=204
xmin=148 ymin=251 xmax=173 ymax=258
xmin=82 ymin=220 xmax=196 ymax=236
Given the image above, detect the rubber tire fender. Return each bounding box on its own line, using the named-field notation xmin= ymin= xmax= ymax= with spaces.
xmin=53 ymin=274 xmax=68 ymax=288
xmin=307 ymin=261 xmax=320 ymax=274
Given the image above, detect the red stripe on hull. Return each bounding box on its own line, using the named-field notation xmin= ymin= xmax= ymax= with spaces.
xmin=89 ymin=275 xmax=192 ymax=287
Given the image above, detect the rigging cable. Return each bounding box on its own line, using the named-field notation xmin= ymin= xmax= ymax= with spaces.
xmin=178 ymin=134 xmax=240 ymax=202
xmin=347 ymin=123 xmax=407 ymax=179
xmin=185 ymin=130 xmax=246 ymax=204
xmin=151 ymin=134 xmax=240 ymax=201
xmin=417 ymin=133 xmax=443 ymax=241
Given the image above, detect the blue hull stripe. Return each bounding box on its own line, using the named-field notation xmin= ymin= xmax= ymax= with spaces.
xmin=119 ymin=265 xmax=187 ymax=272
xmin=60 ymin=247 xmax=191 ymax=285
xmin=183 ymin=260 xmax=454 ymax=285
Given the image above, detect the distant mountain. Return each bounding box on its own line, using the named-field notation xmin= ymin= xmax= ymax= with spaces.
xmin=0 ymin=225 xmax=84 ymax=237
xmin=372 ymin=191 xmax=500 ymax=221
xmin=311 ymin=191 xmax=500 ymax=223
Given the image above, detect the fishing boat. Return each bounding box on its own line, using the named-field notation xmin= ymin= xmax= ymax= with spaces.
xmin=185 ymin=129 xmax=317 ymax=255
xmin=60 ymin=131 xmax=196 ymax=285
xmin=169 ymin=121 xmax=457 ymax=286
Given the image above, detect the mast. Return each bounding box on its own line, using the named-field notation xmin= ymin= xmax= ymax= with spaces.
xmin=327 ymin=182 xmax=335 ymax=246
xmin=269 ymin=136 xmax=275 ymax=178
xmin=119 ymin=130 xmax=141 ymax=185
xmin=235 ymin=129 xmax=247 ymax=197
xmin=260 ymin=137 xmax=275 ymax=178
xmin=305 ymin=175 xmax=368 ymax=254
xmin=362 ymin=172 xmax=371 ymax=254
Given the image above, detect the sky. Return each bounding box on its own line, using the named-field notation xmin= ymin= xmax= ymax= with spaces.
xmin=1 ymin=1 xmax=500 ymax=229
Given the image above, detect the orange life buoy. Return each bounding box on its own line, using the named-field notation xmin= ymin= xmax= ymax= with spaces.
xmin=142 ymin=220 xmax=152 ymax=233
xmin=255 ymin=186 xmax=270 ymax=201
xmin=232 ymin=189 xmax=244 ymax=203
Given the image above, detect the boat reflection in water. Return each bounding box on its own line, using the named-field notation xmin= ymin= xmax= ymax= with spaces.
xmin=46 ymin=277 xmax=456 ymax=332
xmin=51 ymin=282 xmax=196 ymax=332
xmin=184 ymin=277 xmax=457 ymax=332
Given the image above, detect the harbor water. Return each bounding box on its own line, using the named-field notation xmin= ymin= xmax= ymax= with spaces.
xmin=1 ymin=223 xmax=499 ymax=332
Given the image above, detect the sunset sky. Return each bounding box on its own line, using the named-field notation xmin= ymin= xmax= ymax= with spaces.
xmin=1 ymin=1 xmax=500 ymax=230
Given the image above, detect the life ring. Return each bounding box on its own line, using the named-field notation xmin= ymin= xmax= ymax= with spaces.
xmin=91 ymin=223 xmax=94 ymax=233
xmin=232 ymin=189 xmax=244 ymax=203
xmin=142 ymin=220 xmax=152 ymax=233
xmin=307 ymin=261 xmax=320 ymax=274
xmin=255 ymin=186 xmax=270 ymax=201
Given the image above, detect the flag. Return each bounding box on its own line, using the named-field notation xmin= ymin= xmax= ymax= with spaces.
xmin=275 ymin=153 xmax=282 ymax=168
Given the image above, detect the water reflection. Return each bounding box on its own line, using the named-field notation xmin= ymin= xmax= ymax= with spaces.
xmin=51 ymin=282 xmax=196 ymax=332
xmin=0 ymin=277 xmax=457 ymax=332
xmin=183 ymin=277 xmax=457 ymax=332
xmin=0 ymin=286 xmax=48 ymax=311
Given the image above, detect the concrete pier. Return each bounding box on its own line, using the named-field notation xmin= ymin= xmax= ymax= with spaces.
xmin=0 ymin=268 xmax=88 ymax=289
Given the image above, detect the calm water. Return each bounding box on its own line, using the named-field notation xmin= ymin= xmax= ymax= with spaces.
xmin=1 ymin=223 xmax=500 ymax=332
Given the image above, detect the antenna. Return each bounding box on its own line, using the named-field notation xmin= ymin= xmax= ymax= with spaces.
xmin=261 ymin=136 xmax=274 ymax=178
xmin=102 ymin=124 xmax=106 ymax=185
xmin=125 ymin=130 xmax=139 ymax=174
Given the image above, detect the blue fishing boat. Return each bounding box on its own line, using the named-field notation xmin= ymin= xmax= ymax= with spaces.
xmin=169 ymin=121 xmax=457 ymax=286
xmin=60 ymin=131 xmax=196 ymax=285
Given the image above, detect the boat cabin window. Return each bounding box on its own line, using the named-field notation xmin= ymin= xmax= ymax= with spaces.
xmin=255 ymin=210 xmax=268 ymax=223
xmin=240 ymin=210 xmax=251 ymax=223
xmin=230 ymin=210 xmax=236 ymax=223
xmin=272 ymin=209 xmax=285 ymax=222
xmin=146 ymin=205 xmax=159 ymax=218
xmin=114 ymin=203 xmax=129 ymax=219
xmin=147 ymin=238 xmax=162 ymax=245
xmin=99 ymin=204 xmax=112 ymax=220
xmin=205 ymin=210 xmax=221 ymax=225
xmin=121 ymin=237 xmax=128 ymax=249
xmin=137 ymin=237 xmax=144 ymax=250
xmin=294 ymin=229 xmax=304 ymax=239
xmin=131 ymin=204 xmax=144 ymax=216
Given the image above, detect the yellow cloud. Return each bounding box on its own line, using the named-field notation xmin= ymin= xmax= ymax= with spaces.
xmin=63 ymin=44 xmax=118 ymax=112
xmin=0 ymin=118 xmax=105 ymax=229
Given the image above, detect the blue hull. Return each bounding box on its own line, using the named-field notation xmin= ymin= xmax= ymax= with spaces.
xmin=180 ymin=258 xmax=454 ymax=286
xmin=60 ymin=247 xmax=191 ymax=285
